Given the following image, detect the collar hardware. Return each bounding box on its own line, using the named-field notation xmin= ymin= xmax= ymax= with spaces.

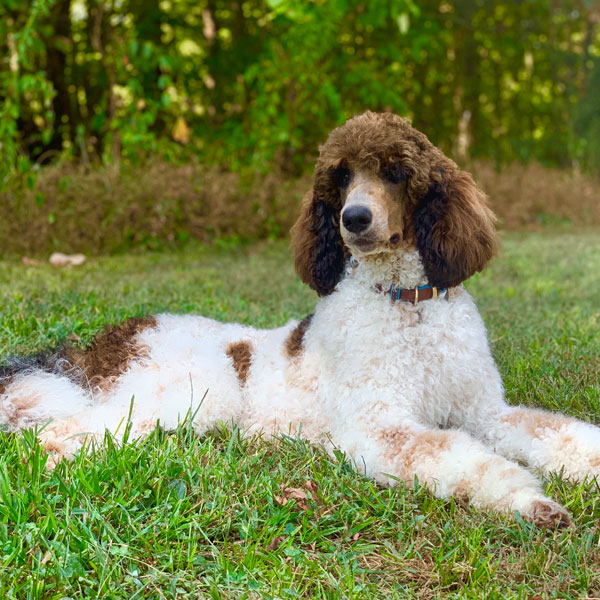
xmin=376 ymin=283 xmax=448 ymax=305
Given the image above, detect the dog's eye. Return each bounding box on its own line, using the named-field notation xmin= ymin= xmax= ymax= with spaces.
xmin=382 ymin=164 xmax=408 ymax=184
xmin=331 ymin=167 xmax=352 ymax=188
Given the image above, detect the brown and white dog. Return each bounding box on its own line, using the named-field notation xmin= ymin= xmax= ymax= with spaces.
xmin=2 ymin=112 xmax=599 ymax=527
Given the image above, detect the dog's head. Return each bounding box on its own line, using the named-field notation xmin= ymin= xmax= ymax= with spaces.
xmin=291 ymin=111 xmax=499 ymax=296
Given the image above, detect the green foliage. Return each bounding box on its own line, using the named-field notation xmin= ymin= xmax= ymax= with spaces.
xmin=1 ymin=0 xmax=600 ymax=186
xmin=0 ymin=0 xmax=56 ymax=186
xmin=572 ymin=56 xmax=600 ymax=172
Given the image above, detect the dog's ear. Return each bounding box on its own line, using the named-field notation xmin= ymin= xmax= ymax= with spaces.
xmin=290 ymin=186 xmax=346 ymax=296
xmin=413 ymin=168 xmax=499 ymax=289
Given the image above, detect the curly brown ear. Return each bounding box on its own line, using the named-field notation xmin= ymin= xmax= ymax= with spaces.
xmin=413 ymin=169 xmax=499 ymax=289
xmin=290 ymin=190 xmax=345 ymax=296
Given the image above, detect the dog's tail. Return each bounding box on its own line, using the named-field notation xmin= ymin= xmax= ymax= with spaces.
xmin=0 ymin=347 xmax=90 ymax=430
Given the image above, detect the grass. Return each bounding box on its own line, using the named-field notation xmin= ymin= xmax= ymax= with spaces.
xmin=0 ymin=230 xmax=599 ymax=599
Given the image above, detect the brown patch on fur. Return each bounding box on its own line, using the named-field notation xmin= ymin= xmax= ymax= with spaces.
xmin=557 ymin=434 xmax=575 ymax=454
xmin=39 ymin=417 xmax=89 ymax=468
xmin=226 ymin=340 xmax=253 ymax=386
xmin=11 ymin=393 xmax=42 ymax=424
xmin=380 ymin=427 xmax=455 ymax=478
xmin=501 ymin=409 xmax=571 ymax=439
xmin=65 ymin=316 xmax=157 ymax=390
xmin=136 ymin=418 xmax=159 ymax=434
xmin=529 ymin=500 xmax=572 ymax=529
xmin=380 ymin=427 xmax=413 ymax=453
xmin=285 ymin=315 xmax=313 ymax=357
xmin=42 ymin=439 xmax=65 ymax=455
xmin=476 ymin=457 xmax=505 ymax=479
xmin=1 ymin=385 xmax=43 ymax=427
xmin=416 ymin=431 xmax=457 ymax=464
xmin=500 ymin=411 xmax=524 ymax=427
xmin=499 ymin=467 xmax=522 ymax=480
xmin=452 ymin=480 xmax=471 ymax=507
xmin=378 ymin=426 xmax=414 ymax=477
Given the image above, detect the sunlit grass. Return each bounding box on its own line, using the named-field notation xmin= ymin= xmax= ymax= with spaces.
xmin=0 ymin=230 xmax=599 ymax=599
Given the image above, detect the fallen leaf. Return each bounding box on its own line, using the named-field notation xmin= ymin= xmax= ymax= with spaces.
xmin=284 ymin=488 xmax=308 ymax=509
xmin=265 ymin=536 xmax=285 ymax=552
xmin=49 ymin=252 xmax=86 ymax=267
xmin=284 ymin=487 xmax=308 ymax=500
xmin=67 ymin=333 xmax=81 ymax=342
xmin=304 ymin=480 xmax=318 ymax=494
xmin=274 ymin=480 xmax=323 ymax=511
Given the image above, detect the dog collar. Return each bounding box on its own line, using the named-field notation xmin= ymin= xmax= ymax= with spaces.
xmin=374 ymin=283 xmax=447 ymax=306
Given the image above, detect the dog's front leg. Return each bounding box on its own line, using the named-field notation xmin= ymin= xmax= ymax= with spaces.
xmin=486 ymin=406 xmax=600 ymax=482
xmin=341 ymin=421 xmax=571 ymax=528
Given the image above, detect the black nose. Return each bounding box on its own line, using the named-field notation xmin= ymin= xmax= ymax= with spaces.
xmin=342 ymin=205 xmax=372 ymax=234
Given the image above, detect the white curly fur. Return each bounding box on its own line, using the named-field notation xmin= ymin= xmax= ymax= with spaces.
xmin=2 ymin=120 xmax=600 ymax=529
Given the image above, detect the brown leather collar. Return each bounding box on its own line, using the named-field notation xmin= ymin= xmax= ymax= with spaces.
xmin=374 ymin=284 xmax=448 ymax=305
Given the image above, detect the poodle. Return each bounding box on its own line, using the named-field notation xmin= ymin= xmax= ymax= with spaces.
xmin=2 ymin=112 xmax=599 ymax=528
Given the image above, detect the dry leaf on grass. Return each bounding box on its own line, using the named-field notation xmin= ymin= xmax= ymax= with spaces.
xmin=49 ymin=252 xmax=86 ymax=267
xmin=274 ymin=488 xmax=308 ymax=510
xmin=274 ymin=480 xmax=320 ymax=511
xmin=264 ymin=536 xmax=286 ymax=552
xmin=22 ymin=256 xmax=41 ymax=266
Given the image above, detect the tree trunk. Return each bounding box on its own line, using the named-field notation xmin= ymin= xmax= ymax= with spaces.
xmin=45 ymin=0 xmax=74 ymax=152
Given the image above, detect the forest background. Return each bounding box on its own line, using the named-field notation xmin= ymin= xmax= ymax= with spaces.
xmin=1 ymin=0 xmax=599 ymax=254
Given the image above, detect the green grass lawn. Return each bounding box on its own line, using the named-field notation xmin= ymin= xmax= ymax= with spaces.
xmin=0 ymin=230 xmax=599 ymax=599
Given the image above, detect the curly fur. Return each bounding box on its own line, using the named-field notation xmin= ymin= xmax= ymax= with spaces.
xmin=1 ymin=112 xmax=599 ymax=529
xmin=292 ymin=111 xmax=499 ymax=294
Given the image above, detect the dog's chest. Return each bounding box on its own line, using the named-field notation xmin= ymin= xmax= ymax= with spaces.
xmin=305 ymin=286 xmax=492 ymax=418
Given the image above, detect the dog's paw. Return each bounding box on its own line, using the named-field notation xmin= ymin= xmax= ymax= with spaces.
xmin=527 ymin=499 xmax=572 ymax=529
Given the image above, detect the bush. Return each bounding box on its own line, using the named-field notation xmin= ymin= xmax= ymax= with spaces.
xmin=2 ymin=159 xmax=599 ymax=257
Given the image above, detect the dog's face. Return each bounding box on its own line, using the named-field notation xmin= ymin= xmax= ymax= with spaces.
xmin=335 ymin=165 xmax=409 ymax=257
xmin=291 ymin=111 xmax=499 ymax=296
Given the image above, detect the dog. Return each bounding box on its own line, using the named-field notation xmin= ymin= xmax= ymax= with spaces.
xmin=2 ymin=111 xmax=599 ymax=527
